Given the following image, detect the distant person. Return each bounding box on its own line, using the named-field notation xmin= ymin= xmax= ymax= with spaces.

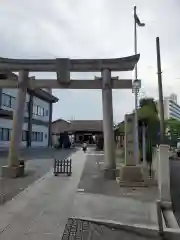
xmin=82 ymin=142 xmax=87 ymax=153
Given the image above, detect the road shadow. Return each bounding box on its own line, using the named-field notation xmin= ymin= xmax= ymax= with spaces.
xmin=170 ymin=159 xmax=180 ymax=225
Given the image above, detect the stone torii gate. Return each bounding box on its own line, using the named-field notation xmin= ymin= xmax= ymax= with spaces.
xmin=0 ymin=55 xmax=140 ymax=179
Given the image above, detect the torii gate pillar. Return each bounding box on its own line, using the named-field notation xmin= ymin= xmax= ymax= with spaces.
xmin=102 ymin=69 xmax=116 ymax=179
xmin=1 ymin=70 xmax=28 ymax=177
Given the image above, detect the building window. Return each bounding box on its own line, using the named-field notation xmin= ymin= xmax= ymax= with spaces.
xmin=33 ymin=105 xmax=38 ymax=115
xmin=46 ymin=110 xmax=49 ymax=116
xmin=25 ymin=102 xmax=29 ymax=112
xmin=37 ymin=106 xmax=41 ymax=116
xmin=45 ymin=134 xmax=47 ymax=139
xmin=22 ymin=131 xmax=27 ymax=141
xmin=31 ymin=131 xmax=43 ymax=142
xmin=37 ymin=132 xmax=43 ymax=142
xmin=32 ymin=132 xmax=37 ymax=141
xmin=0 ymin=128 xmax=10 ymax=141
xmin=2 ymin=93 xmax=16 ymax=108
xmin=40 ymin=132 xmax=43 ymax=141
xmin=33 ymin=105 xmax=45 ymax=116
xmin=41 ymin=108 xmax=44 ymax=116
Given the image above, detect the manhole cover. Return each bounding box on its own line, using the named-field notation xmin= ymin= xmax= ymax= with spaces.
xmin=62 ymin=218 xmax=92 ymax=239
xmin=61 ymin=218 xmax=112 ymax=240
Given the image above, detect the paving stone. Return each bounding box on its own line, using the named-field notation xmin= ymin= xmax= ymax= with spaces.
xmin=61 ymin=218 xmax=161 ymax=240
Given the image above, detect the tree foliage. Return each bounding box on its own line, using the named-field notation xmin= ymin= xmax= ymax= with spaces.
xmin=139 ymin=98 xmax=158 ymax=114
xmin=138 ymin=97 xmax=159 ymax=165
xmin=138 ymin=97 xmax=160 ymax=147
xmin=165 ymin=118 xmax=180 ymax=143
xmin=138 ymin=98 xmax=159 ymax=132
xmin=114 ymin=121 xmax=124 ymax=134
xmin=115 ymin=97 xmax=159 ymax=165
xmin=115 ymin=97 xmax=159 ymax=139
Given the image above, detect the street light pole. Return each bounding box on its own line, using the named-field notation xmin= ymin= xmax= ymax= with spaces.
xmin=133 ymin=5 xmax=145 ymax=165
xmin=134 ymin=6 xmax=138 ymax=78
xmin=133 ymin=6 xmax=139 ymax=165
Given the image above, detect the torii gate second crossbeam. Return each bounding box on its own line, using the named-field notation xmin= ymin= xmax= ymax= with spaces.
xmin=0 ymin=54 xmax=140 ymax=179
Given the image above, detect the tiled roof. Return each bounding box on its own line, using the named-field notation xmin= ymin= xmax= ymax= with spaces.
xmin=52 ymin=118 xmax=70 ymax=124
xmin=69 ymin=120 xmax=103 ymax=132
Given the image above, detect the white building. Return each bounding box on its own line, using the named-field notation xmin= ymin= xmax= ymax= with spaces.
xmin=157 ymin=94 xmax=180 ymax=121
xmin=0 ymin=73 xmax=58 ymax=148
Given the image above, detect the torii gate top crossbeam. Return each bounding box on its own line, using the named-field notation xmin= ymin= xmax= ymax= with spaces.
xmin=0 ymin=54 xmax=140 ymax=72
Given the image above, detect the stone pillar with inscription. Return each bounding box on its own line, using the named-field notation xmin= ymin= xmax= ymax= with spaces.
xmin=124 ymin=114 xmax=135 ymax=166
xmin=119 ymin=113 xmax=143 ymax=183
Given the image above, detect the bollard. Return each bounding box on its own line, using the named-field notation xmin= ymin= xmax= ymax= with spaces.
xmin=156 ymin=200 xmax=164 ymax=236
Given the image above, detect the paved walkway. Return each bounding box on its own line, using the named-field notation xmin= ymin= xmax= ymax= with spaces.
xmin=0 ymin=150 xmax=86 ymax=239
xmin=0 ymin=148 xmax=162 ymax=239
xmin=0 ymin=149 xmax=77 ymax=204
xmin=77 ymin=151 xmax=158 ymax=227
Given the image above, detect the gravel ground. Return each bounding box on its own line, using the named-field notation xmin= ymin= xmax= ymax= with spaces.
xmin=0 ymin=148 xmax=77 ymax=204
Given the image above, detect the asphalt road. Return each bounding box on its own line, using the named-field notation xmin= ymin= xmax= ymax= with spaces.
xmin=170 ymin=159 xmax=180 ymax=225
xmin=0 ymin=148 xmax=77 ymax=204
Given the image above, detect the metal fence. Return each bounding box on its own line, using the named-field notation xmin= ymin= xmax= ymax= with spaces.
xmin=54 ymin=157 xmax=72 ymax=176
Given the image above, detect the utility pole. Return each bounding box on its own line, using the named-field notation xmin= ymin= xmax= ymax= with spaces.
xmin=133 ymin=6 xmax=145 ymax=164
xmin=156 ymin=37 xmax=165 ymax=143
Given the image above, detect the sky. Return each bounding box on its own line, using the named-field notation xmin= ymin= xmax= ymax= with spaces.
xmin=0 ymin=0 xmax=180 ymax=123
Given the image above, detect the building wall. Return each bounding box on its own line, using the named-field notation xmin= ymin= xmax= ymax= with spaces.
xmin=163 ymin=98 xmax=170 ymax=120
xmin=170 ymin=93 xmax=177 ymax=103
xmin=168 ymin=99 xmax=180 ymax=121
xmin=0 ymin=88 xmax=51 ymax=148
xmin=52 ymin=120 xmax=70 ymax=134
xmin=156 ymin=94 xmax=180 ymax=121
xmin=1 ymin=89 xmax=50 ymax=122
xmin=52 ymin=134 xmax=59 ymax=146
xmin=0 ymin=119 xmax=27 ymax=148
xmin=31 ymin=124 xmax=49 ymax=147
xmin=32 ymin=96 xmax=50 ymax=122
xmin=0 ymin=118 xmax=49 ymax=148
xmin=1 ymin=89 xmax=29 ymax=117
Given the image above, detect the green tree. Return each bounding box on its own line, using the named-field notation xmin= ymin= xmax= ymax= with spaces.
xmin=139 ymin=97 xmax=158 ymax=114
xmin=138 ymin=97 xmax=159 ymax=144
xmin=115 ymin=121 xmax=124 ymax=134
xmin=165 ymin=118 xmax=180 ymax=146
xmin=138 ymin=97 xmax=159 ymax=170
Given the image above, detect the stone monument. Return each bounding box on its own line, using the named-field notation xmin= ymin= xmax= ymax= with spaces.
xmin=119 ymin=113 xmax=143 ymax=183
xmin=124 ymin=113 xmax=134 ymax=165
